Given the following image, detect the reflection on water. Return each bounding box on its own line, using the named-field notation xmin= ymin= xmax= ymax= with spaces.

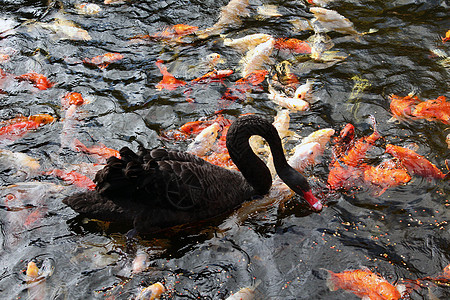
xmin=0 ymin=0 xmax=449 ymax=299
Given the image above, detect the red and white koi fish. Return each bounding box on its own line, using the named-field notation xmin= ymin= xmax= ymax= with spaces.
xmin=274 ymin=38 xmax=312 ymax=54
xmin=268 ymin=85 xmax=310 ymax=111
xmin=187 ymin=122 xmax=221 ymax=156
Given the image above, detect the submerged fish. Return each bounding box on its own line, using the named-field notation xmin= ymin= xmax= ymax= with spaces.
xmin=187 ymin=122 xmax=220 ymax=156
xmin=155 ymin=60 xmax=186 ymax=91
xmin=0 ymin=114 xmax=54 ymax=142
xmin=83 ymin=52 xmax=124 ymax=69
xmin=225 ymin=280 xmax=261 ymax=300
xmin=16 ymin=72 xmax=54 ymax=90
xmin=385 ymin=144 xmax=446 ymax=180
xmin=310 ymin=7 xmax=360 ymax=36
xmin=45 ymin=169 xmax=96 ymax=190
xmin=274 ymin=38 xmax=312 ymax=54
xmin=223 ymin=33 xmax=273 ymax=53
xmin=363 ymin=159 xmax=411 ymax=196
xmin=0 ymin=149 xmax=40 ymax=179
xmin=36 ymin=18 xmax=91 ymax=41
xmin=326 ymin=268 xmax=402 ymax=300
xmin=412 ymin=95 xmax=450 ymax=125
xmin=268 ymin=85 xmax=310 ymax=111
xmin=309 ymin=32 xmax=334 ymax=60
xmin=389 ymin=93 xmax=420 ymax=122
xmin=198 ymin=0 xmax=250 ymax=38
xmin=241 ymin=37 xmax=275 ymax=77
xmin=74 ymin=139 xmax=120 ymax=162
xmin=294 ymin=79 xmax=315 ymax=102
xmin=442 ymin=29 xmax=450 ymax=43
xmin=75 ymin=3 xmax=102 ymax=15
xmin=136 ymin=282 xmax=166 ymax=300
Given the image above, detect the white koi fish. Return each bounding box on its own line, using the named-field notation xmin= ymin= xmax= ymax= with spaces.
xmin=187 ymin=122 xmax=220 ymax=156
xmin=241 ymin=37 xmax=275 ymax=77
xmin=310 ymin=7 xmax=360 ymax=36
xmin=223 ymin=33 xmax=273 ymax=53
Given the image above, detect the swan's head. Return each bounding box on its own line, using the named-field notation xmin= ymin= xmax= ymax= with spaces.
xmin=279 ymin=168 xmax=323 ymax=212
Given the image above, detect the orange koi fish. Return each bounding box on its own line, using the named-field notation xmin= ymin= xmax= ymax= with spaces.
xmin=191 ymin=69 xmax=233 ymax=84
xmin=45 ymin=169 xmax=96 ymax=190
xmin=363 ymin=159 xmax=411 ymax=196
xmin=389 ymin=94 xmax=419 ymax=121
xmin=385 ymin=144 xmax=446 ymax=180
xmin=274 ymin=38 xmax=312 ymax=54
xmin=155 ymin=60 xmax=187 ymax=90
xmin=331 ymin=123 xmax=355 ymax=163
xmin=340 ymin=116 xmax=381 ymax=167
xmin=0 ymin=114 xmax=54 ymax=139
xmin=83 ymin=52 xmax=124 ymax=69
xmin=16 ymin=72 xmax=54 ymax=90
xmin=218 ymin=70 xmax=268 ymax=110
xmin=74 ymin=139 xmax=120 ymax=162
xmin=61 ymin=92 xmax=87 ymax=108
xmin=411 ymin=96 xmax=450 ymax=125
xmin=326 ymin=268 xmax=402 ymax=300
xmin=442 ymin=30 xmax=450 ymax=43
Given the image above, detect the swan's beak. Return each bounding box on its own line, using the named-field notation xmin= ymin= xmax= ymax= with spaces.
xmin=303 ymin=190 xmax=323 ymax=212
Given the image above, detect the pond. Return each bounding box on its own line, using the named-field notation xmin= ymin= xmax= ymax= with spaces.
xmin=0 ymin=0 xmax=449 ymax=299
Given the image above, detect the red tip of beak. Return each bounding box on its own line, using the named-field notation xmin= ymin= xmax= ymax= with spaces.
xmin=303 ymin=190 xmax=322 ymax=212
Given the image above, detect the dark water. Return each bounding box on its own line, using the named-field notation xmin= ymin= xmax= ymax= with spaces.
xmin=0 ymin=0 xmax=449 ymax=299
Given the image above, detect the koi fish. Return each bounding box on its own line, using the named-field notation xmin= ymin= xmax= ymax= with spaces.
xmin=155 ymin=60 xmax=186 ymax=90
xmin=187 ymin=122 xmax=220 ymax=156
xmin=447 ymin=133 xmax=450 ymax=149
xmin=294 ymin=79 xmax=315 ymax=102
xmin=385 ymin=144 xmax=446 ymax=180
xmin=36 ymin=18 xmax=91 ymax=41
xmin=272 ymin=109 xmax=294 ymax=139
xmin=442 ymin=30 xmax=450 ymax=43
xmin=223 ymin=33 xmax=273 ymax=53
xmin=297 ymin=128 xmax=335 ymax=156
xmin=45 ymin=169 xmax=96 ymax=190
xmin=331 ymin=123 xmax=355 ymax=163
xmin=310 ymin=7 xmax=360 ymax=36
xmin=74 ymin=139 xmax=120 ymax=162
xmin=307 ymin=0 xmax=337 ymax=7
xmin=0 ymin=149 xmax=40 ymax=179
xmin=198 ymin=0 xmax=250 ymax=38
xmin=191 ymin=69 xmax=233 ymax=84
xmin=272 ymin=61 xmax=300 ymax=87
xmin=340 ymin=116 xmax=380 ymax=167
xmin=268 ymin=85 xmax=310 ymax=111
xmin=309 ymin=32 xmax=334 ymax=60
xmin=326 ymin=268 xmax=402 ymax=300
xmin=132 ymin=251 xmax=150 ymax=274
xmin=75 ymin=3 xmax=102 ymax=15
xmin=83 ymin=52 xmax=124 ymax=70
xmin=411 ymin=95 xmax=450 ymax=125
xmin=26 ymin=261 xmax=40 ymax=282
xmin=363 ymin=159 xmax=411 ymax=196
xmin=136 ymin=282 xmax=166 ymax=300
xmin=241 ymin=37 xmax=274 ymax=77
xmin=202 ymin=53 xmax=224 ymax=70
xmin=288 ymin=142 xmax=322 ymax=173
xmin=0 ymin=114 xmax=54 ymax=141
xmin=16 ymin=72 xmax=54 ymax=90
xmin=256 ymin=4 xmax=281 ymax=18
xmin=389 ymin=93 xmax=419 ymax=121
xmin=225 ymin=280 xmax=261 ymax=300
xmin=218 ymin=71 xmax=268 ymax=110
xmin=274 ymin=38 xmax=312 ymax=54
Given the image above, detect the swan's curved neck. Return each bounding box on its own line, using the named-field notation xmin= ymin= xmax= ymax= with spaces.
xmin=226 ymin=115 xmax=290 ymax=195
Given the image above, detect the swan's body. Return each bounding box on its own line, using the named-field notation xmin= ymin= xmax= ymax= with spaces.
xmin=63 ymin=115 xmax=321 ymax=234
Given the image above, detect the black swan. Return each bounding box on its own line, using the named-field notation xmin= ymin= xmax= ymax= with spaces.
xmin=63 ymin=115 xmax=322 ymax=234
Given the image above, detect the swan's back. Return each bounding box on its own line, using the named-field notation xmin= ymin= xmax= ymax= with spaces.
xmin=63 ymin=146 xmax=254 ymax=233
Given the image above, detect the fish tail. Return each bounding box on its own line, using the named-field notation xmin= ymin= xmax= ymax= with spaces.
xmin=322 ymin=268 xmax=339 ymax=291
